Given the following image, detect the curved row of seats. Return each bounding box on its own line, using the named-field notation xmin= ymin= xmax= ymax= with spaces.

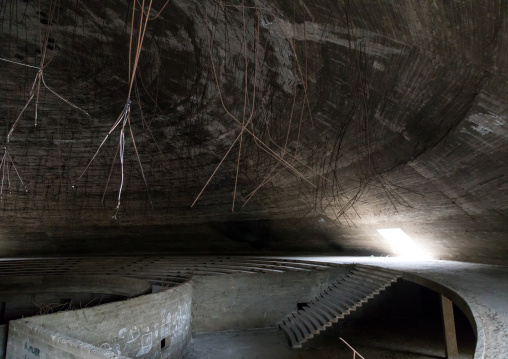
xmin=0 ymin=256 xmax=340 ymax=287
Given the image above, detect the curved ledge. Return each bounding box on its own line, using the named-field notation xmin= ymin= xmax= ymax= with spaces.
xmin=0 ymin=275 xmax=152 ymax=299
xmin=1 ymin=257 xmax=504 ymax=359
xmin=7 ymin=281 xmax=192 ymax=359
xmin=400 ymin=271 xmax=484 ymax=359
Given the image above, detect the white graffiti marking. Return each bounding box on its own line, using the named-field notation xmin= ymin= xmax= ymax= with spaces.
xmin=127 ymin=326 xmax=141 ymax=343
xmin=136 ymin=332 xmax=153 ymax=357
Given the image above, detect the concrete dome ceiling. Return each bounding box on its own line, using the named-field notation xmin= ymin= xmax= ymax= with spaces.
xmin=0 ymin=0 xmax=507 ymax=262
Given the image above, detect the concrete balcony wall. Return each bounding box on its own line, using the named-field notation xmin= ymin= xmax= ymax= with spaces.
xmin=6 ymin=282 xmax=192 ymax=359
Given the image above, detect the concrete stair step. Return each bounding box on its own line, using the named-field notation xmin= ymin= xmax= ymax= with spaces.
xmin=278 ymin=321 xmax=301 ymax=349
xmin=353 ymin=265 xmax=403 ymax=279
xmin=309 ymin=300 xmax=338 ymax=323
xmin=327 ymin=284 xmax=367 ymax=304
xmin=340 ymin=274 xmax=383 ymax=291
xmin=314 ymin=295 xmax=346 ymax=317
xmin=333 ymin=279 xmax=377 ymax=298
xmin=348 ymin=270 xmax=397 ymax=285
xmin=297 ymin=310 xmax=322 ymax=334
xmin=278 ymin=266 xmax=401 ymax=349
xmin=289 ymin=315 xmax=314 ymax=341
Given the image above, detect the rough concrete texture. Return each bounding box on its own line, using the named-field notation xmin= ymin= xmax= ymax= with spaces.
xmin=11 ymin=282 xmax=192 ymax=359
xmin=0 ymin=0 xmax=507 ymax=265
xmin=0 ymin=275 xmax=151 ymax=323
xmin=287 ymin=257 xmax=508 ymax=359
xmin=3 ymin=292 xmax=124 ymax=324
xmin=185 ymin=273 xmax=476 ymax=358
xmin=0 ymin=275 xmax=151 ymax=298
xmin=7 ymin=320 xmax=128 ymax=359
xmin=0 ymin=256 xmax=505 ymax=358
xmin=0 ymin=325 xmax=6 ymax=359
xmin=191 ymin=267 xmax=350 ymax=333
xmin=183 ymin=326 xmax=475 ymax=359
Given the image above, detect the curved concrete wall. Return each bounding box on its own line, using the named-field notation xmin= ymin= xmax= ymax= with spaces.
xmin=4 ymin=257 xmax=506 ymax=359
xmin=0 ymin=275 xmax=152 ymax=299
xmin=7 ymin=321 xmax=129 ymax=359
xmin=6 ymin=282 xmax=192 ymax=359
xmin=401 ymin=272 xmax=482 ymax=358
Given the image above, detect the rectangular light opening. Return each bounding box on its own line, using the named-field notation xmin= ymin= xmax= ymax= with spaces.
xmin=377 ymin=228 xmax=432 ymax=260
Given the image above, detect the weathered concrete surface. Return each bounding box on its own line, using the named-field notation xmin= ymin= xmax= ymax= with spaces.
xmin=0 ymin=0 xmax=506 ymax=266
xmin=191 ymin=267 xmax=350 ymax=333
xmin=11 ymin=282 xmax=192 ymax=359
xmin=183 ymin=325 xmax=474 ymax=359
xmin=0 ymin=256 xmax=503 ymax=358
xmin=0 ymin=275 xmax=151 ymax=323
xmin=0 ymin=275 xmax=151 ymax=299
xmin=286 ymin=256 xmax=508 ymax=359
xmin=0 ymin=324 xmax=6 ymax=359
xmin=7 ymin=320 xmax=129 ymax=359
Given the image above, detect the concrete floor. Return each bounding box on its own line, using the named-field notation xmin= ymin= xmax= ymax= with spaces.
xmin=184 ymin=316 xmax=475 ymax=359
xmin=183 ymin=258 xmax=480 ymax=359
xmin=1 ymin=256 xmax=505 ymax=359
xmin=281 ymin=257 xmax=508 ymax=359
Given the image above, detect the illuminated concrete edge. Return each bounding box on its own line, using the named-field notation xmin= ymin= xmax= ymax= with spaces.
xmin=282 ymin=257 xmax=508 ymax=359
xmin=4 ymin=257 xmax=507 ymax=359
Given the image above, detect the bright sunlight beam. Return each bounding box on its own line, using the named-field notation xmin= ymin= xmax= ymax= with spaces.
xmin=377 ymin=228 xmax=433 ymax=260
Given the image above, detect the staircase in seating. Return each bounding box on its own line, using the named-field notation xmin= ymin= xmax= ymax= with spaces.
xmin=277 ymin=264 xmax=402 ymax=348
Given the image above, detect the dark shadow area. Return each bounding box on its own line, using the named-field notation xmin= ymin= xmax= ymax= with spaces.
xmin=1 ymin=293 xmax=125 ymax=324
xmin=2 ymin=217 xmax=387 ymax=257
xmin=0 ymin=275 xmax=151 ymax=324
xmin=309 ymin=280 xmax=476 ymax=358
xmin=185 ymin=280 xmax=476 ymax=359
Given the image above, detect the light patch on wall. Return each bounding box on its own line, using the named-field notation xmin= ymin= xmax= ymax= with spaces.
xmin=377 ymin=228 xmax=432 ymax=260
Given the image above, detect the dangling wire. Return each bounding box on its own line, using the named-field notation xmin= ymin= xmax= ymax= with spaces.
xmin=72 ymin=0 xmax=155 ymax=218
xmin=0 ymin=0 xmax=88 ymax=200
xmin=72 ymin=100 xmax=131 ymax=189
xmin=191 ymin=1 xmax=317 ymax=210
xmin=114 ymin=104 xmax=129 ymax=219
xmin=0 ymin=148 xmax=29 ymax=200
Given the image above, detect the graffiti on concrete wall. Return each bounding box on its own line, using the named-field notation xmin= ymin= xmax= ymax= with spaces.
xmin=136 ymin=330 xmax=153 ymax=357
xmin=23 ymin=341 xmax=40 ymax=358
xmin=160 ymin=303 xmax=191 ymax=339
xmin=100 ymin=342 xmax=122 ymax=356
xmin=96 ymin=300 xmax=190 ymax=359
xmin=161 ymin=310 xmax=171 ymax=338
